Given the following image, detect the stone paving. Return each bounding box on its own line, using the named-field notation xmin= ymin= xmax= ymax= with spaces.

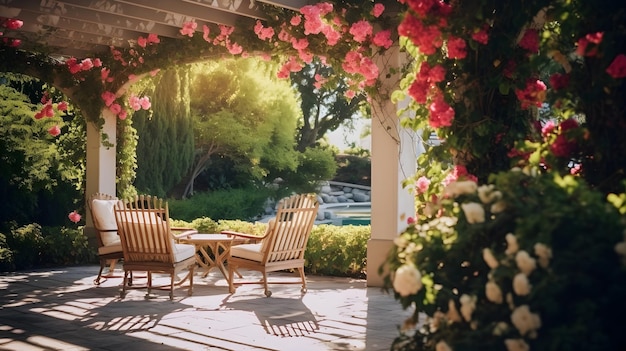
xmin=0 ymin=265 xmax=414 ymax=351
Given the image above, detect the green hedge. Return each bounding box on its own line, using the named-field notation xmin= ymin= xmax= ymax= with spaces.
xmin=171 ymin=218 xmax=370 ymax=278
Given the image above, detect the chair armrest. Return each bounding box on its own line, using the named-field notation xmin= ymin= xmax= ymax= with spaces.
xmin=220 ymin=230 xmax=265 ymax=243
xmin=171 ymin=229 xmax=199 ymax=242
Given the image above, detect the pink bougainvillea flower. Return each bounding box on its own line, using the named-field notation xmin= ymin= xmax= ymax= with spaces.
xmin=372 ymin=30 xmax=393 ymax=49
xmin=428 ymin=97 xmax=455 ymax=128
xmin=139 ymin=96 xmax=151 ymax=110
xmin=100 ymin=67 xmax=112 ymax=82
xmin=80 ymin=58 xmax=94 ymax=70
xmin=93 ymin=58 xmax=102 ymax=67
xmin=137 ymin=35 xmax=147 ymax=48
xmin=109 ymin=103 xmax=122 ymax=115
xmin=372 ymin=3 xmax=385 ymax=18
xmin=519 ymin=29 xmax=539 ymax=54
xmin=550 ymin=133 xmax=577 ymax=157
xmin=345 ymin=90 xmax=356 ymax=99
xmin=101 ymin=91 xmax=116 ymax=107
xmin=48 ymin=125 xmax=61 ymax=137
xmin=57 ymin=101 xmax=68 ymax=111
xmin=68 ymin=211 xmax=81 ymax=223
xmin=407 ymin=216 xmax=416 ymax=225
xmin=416 ymin=176 xmax=431 ymax=194
xmin=147 ymin=33 xmax=159 ymax=44
xmin=150 ymin=68 xmax=160 ymax=77
xmin=472 ymin=27 xmax=489 ymax=45
xmin=541 ymin=120 xmax=556 ymax=137
xmin=202 ymin=24 xmax=211 ymax=42
xmin=34 ymin=111 xmax=44 ymax=120
xmin=576 ymin=32 xmax=603 ymax=57
xmin=349 ymin=20 xmax=373 ymax=43
xmin=606 ymin=54 xmax=626 ymax=79
xmin=443 ymin=165 xmax=477 ymax=185
xmin=129 ymin=95 xmax=141 ymax=111
xmin=180 ymin=21 xmax=197 ymax=37
xmin=8 ymin=38 xmax=21 ymax=47
xmin=290 ymin=15 xmax=302 ymax=26
xmin=118 ymin=110 xmax=127 ymax=120
xmin=44 ymin=104 xmax=54 ymax=117
xmin=291 ymin=37 xmax=309 ymax=50
xmin=549 ymin=73 xmax=570 ymax=90
xmin=447 ymin=36 xmax=467 ymax=59
xmin=3 ymin=18 xmax=23 ymax=30
xmin=254 ymin=20 xmax=275 ymax=41
xmin=408 ymin=79 xmax=430 ymax=104
xmin=41 ymin=92 xmax=50 ymax=104
xmin=322 ymin=25 xmax=341 ymax=46
xmin=227 ymin=42 xmax=243 ymax=55
xmin=515 ymin=79 xmax=547 ymax=109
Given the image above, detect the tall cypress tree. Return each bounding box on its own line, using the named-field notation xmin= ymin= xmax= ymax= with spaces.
xmin=133 ymin=66 xmax=194 ymax=197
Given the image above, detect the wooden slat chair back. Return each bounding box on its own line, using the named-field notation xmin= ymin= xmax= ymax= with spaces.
xmin=225 ymin=193 xmax=319 ymax=297
xmin=87 ymin=192 xmax=125 ymax=285
xmin=114 ymin=195 xmax=196 ymax=300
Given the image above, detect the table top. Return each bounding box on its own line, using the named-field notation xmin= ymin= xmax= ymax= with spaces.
xmin=180 ymin=233 xmax=234 ymax=243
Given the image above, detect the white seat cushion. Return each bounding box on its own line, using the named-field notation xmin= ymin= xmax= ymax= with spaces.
xmin=173 ymin=243 xmax=196 ymax=263
xmin=230 ymin=243 xmax=263 ymax=262
xmin=98 ymin=243 xmax=122 ymax=255
xmin=91 ymin=199 xmax=121 ymax=246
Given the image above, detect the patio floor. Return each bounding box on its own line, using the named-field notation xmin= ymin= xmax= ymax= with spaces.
xmin=0 ymin=265 xmax=414 ymax=351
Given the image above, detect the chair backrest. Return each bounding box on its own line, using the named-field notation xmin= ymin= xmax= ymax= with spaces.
xmin=114 ymin=195 xmax=175 ymax=264
xmin=261 ymin=194 xmax=319 ymax=263
xmin=87 ymin=192 xmax=121 ymax=247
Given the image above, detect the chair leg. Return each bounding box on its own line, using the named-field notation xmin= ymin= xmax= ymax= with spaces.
xmin=298 ymin=267 xmax=307 ymax=293
xmin=147 ymin=271 xmax=152 ymax=295
xmin=188 ymin=265 xmax=194 ymax=296
xmin=120 ymin=270 xmax=129 ymax=298
xmin=94 ymin=259 xmax=106 ymax=285
xmin=169 ymin=273 xmax=175 ymax=300
xmin=262 ymin=271 xmax=271 ymax=297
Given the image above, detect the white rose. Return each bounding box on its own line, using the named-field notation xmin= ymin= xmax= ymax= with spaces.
xmin=512 ymin=273 xmax=531 ymax=296
xmin=505 ymin=233 xmax=519 ymax=255
xmin=462 ymin=202 xmax=485 ymax=223
xmin=511 ymin=305 xmax=541 ymax=336
xmin=444 ymin=180 xmax=477 ymax=197
xmin=460 ymin=294 xmax=477 ymax=322
xmin=504 ymin=338 xmax=530 ymax=351
xmin=392 ymin=264 xmax=423 ymax=297
xmin=486 ymin=280 xmax=503 ymax=304
xmin=436 ymin=341 xmax=453 ymax=351
xmin=534 ymin=242 xmax=552 ymax=268
xmin=483 ymin=248 xmax=499 ymax=269
xmin=515 ymin=250 xmax=536 ymax=276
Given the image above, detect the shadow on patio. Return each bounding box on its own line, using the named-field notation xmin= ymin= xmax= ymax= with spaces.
xmin=0 ymin=265 xmax=413 ymax=351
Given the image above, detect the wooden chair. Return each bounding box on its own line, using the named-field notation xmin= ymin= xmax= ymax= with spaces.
xmin=221 ymin=193 xmax=319 ymax=297
xmin=114 ymin=195 xmax=196 ymax=300
xmin=87 ymin=193 xmax=125 ymax=285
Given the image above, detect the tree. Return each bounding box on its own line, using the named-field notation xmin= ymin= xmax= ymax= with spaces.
xmin=133 ymin=67 xmax=194 ymax=198
xmin=181 ymin=58 xmax=301 ymax=198
xmin=291 ymin=59 xmax=369 ymax=152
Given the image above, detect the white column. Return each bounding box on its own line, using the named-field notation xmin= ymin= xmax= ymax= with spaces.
xmin=84 ymin=109 xmax=117 ymax=243
xmin=367 ymin=49 xmax=418 ymax=287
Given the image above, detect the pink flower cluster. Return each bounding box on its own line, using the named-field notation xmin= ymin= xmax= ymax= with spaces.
xmin=415 ymin=176 xmax=431 ymax=194
xmin=237 ymin=2 xmax=389 ymax=90
xmin=34 ymin=92 xmax=68 ymax=137
xmin=408 ymin=61 xmax=454 ymax=128
xmin=515 ymin=79 xmax=547 ymax=110
xmin=607 ymin=54 xmax=626 ymax=79
xmin=519 ymin=29 xmax=540 ymax=54
xmin=547 ymin=118 xmax=579 ymax=158
xmin=66 ymin=57 xmax=102 ymax=74
xmin=1 ymin=17 xmax=24 ymax=47
xmin=576 ymin=32 xmax=603 ymax=57
xmin=129 ymin=94 xmax=152 ymax=111
xmin=137 ymin=33 xmax=160 ymax=48
xmin=442 ymin=165 xmax=477 ymax=185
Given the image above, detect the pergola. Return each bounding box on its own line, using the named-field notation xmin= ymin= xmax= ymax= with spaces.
xmin=0 ymin=0 xmax=417 ymax=286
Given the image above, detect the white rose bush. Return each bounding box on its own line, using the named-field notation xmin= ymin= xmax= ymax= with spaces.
xmin=382 ymin=167 xmax=626 ymax=351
